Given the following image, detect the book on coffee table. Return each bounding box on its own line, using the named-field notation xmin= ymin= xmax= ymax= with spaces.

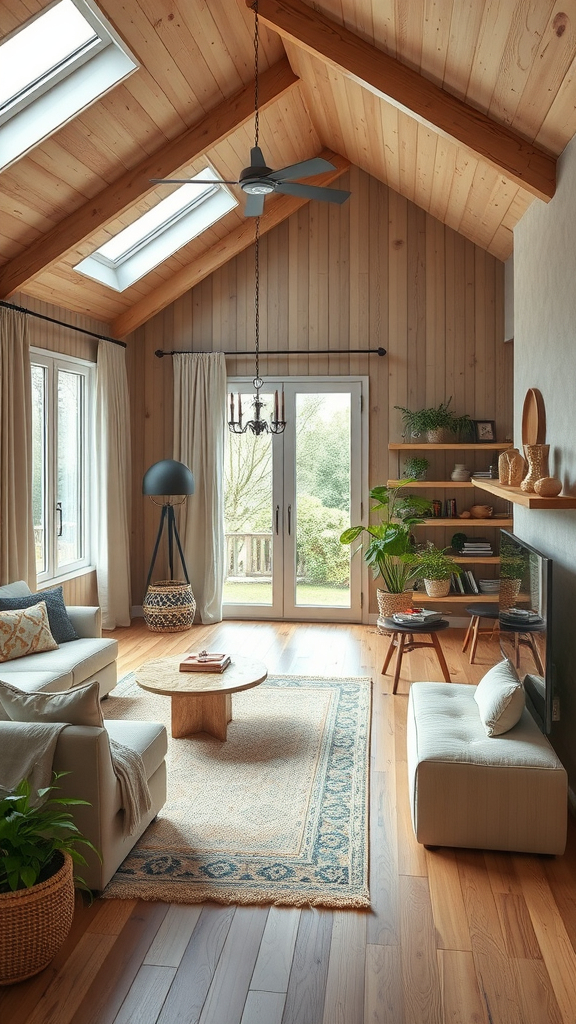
xmin=179 ymin=652 xmax=231 ymax=673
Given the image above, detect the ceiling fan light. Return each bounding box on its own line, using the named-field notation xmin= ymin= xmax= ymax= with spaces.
xmin=242 ymin=180 xmax=276 ymax=195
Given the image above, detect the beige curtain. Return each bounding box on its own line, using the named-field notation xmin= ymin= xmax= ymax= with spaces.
xmin=95 ymin=340 xmax=132 ymax=628
xmin=0 ymin=307 xmax=36 ymax=587
xmin=173 ymin=352 xmax=227 ymax=623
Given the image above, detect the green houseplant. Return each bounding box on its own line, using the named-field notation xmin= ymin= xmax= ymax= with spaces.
xmin=340 ymin=481 xmax=432 ymax=616
xmin=409 ymin=544 xmax=463 ymax=598
xmin=402 ymin=456 xmax=429 ymax=480
xmin=499 ymin=550 xmax=527 ymax=609
xmin=395 ymin=398 xmax=473 ymax=443
xmin=0 ymin=774 xmax=99 ymax=985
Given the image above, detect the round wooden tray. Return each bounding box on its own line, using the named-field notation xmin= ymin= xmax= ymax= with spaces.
xmin=521 ymin=388 xmax=546 ymax=445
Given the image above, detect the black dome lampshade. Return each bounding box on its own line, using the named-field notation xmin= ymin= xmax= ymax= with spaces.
xmin=142 ymin=459 xmax=195 ymax=498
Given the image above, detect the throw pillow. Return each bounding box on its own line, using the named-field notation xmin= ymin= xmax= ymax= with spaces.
xmin=474 ymin=658 xmax=525 ymax=736
xmin=0 ymin=586 xmax=79 ymax=644
xmin=0 ymin=602 xmax=58 ymax=663
xmin=0 ymin=678 xmax=103 ymax=727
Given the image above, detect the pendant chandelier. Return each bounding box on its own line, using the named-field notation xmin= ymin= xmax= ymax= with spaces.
xmin=228 ymin=1 xmax=286 ymax=436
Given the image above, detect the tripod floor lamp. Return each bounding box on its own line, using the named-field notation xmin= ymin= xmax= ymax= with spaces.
xmin=142 ymin=459 xmax=196 ymax=632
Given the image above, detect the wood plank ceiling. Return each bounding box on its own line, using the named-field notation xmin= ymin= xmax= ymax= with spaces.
xmin=1 ymin=0 xmax=576 ymax=335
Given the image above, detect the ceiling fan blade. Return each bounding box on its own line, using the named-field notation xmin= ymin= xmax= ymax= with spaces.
xmin=274 ymin=182 xmax=351 ymax=204
xmin=250 ymin=146 xmax=267 ymax=167
xmin=150 ymin=178 xmax=239 ymax=185
xmin=269 ymin=157 xmax=336 ymax=182
xmin=244 ymin=193 xmax=265 ymax=217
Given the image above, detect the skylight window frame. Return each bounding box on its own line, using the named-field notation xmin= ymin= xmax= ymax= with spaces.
xmin=0 ymin=0 xmax=139 ymax=170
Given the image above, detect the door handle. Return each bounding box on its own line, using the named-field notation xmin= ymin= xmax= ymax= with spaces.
xmin=287 ymin=504 xmax=292 ymax=535
xmin=275 ymin=505 xmax=280 ymax=535
xmin=56 ymin=502 xmax=63 ymax=537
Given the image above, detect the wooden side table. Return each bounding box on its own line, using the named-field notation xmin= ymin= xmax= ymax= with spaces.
xmin=378 ymin=617 xmax=451 ymax=694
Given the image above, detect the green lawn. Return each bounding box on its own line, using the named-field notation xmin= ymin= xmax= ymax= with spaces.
xmin=223 ymin=580 xmax=350 ymax=607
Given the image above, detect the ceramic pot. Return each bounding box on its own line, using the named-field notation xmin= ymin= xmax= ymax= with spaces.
xmin=451 ymin=464 xmax=470 ymax=481
xmin=521 ymin=444 xmax=550 ymax=493
xmin=426 ymin=428 xmax=451 ymax=444
xmin=376 ymin=589 xmax=414 ymax=619
xmin=534 ymin=476 xmax=562 ymax=497
xmin=424 ymin=579 xmax=451 ymax=598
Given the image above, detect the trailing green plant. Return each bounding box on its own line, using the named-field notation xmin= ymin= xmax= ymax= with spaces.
xmin=340 ymin=481 xmax=433 ymax=593
xmin=402 ymin=456 xmax=429 ymax=479
xmin=407 ymin=544 xmax=463 ymax=582
xmin=499 ymin=553 xmax=527 ymax=580
xmin=450 ymin=532 xmax=468 ymax=552
xmin=0 ymin=774 xmax=100 ymax=895
xmin=395 ymin=398 xmax=473 ymax=440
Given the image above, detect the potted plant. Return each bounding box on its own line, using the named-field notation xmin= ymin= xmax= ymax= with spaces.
xmin=0 ymin=774 xmax=99 ymax=985
xmin=403 ymin=456 xmax=429 ymax=480
xmin=499 ymin=551 xmax=527 ymax=609
xmin=395 ymin=398 xmax=473 ymax=443
xmin=340 ymin=481 xmax=433 ymax=617
xmin=408 ymin=544 xmax=463 ymax=598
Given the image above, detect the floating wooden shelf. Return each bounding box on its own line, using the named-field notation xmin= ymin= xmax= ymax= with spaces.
xmin=420 ymin=518 xmax=513 ymax=527
xmin=389 ymin=443 xmax=512 ymax=451
xmin=452 ymin=556 xmax=500 ymax=564
xmin=387 ymin=479 xmax=478 ymax=488
xmin=410 ymin=593 xmax=504 ymax=604
xmin=471 ymin=478 xmax=576 ymax=509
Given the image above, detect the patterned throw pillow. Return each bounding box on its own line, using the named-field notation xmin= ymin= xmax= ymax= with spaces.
xmin=0 ymin=586 xmax=78 ymax=644
xmin=0 ymin=678 xmax=103 ymax=727
xmin=0 ymin=602 xmax=59 ymax=662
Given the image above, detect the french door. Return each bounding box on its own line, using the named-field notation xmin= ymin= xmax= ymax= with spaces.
xmin=223 ymin=378 xmax=366 ymax=622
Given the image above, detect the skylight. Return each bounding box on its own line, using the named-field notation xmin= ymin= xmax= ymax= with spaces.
xmin=0 ymin=0 xmax=138 ymax=170
xmin=74 ymin=169 xmax=238 ymax=292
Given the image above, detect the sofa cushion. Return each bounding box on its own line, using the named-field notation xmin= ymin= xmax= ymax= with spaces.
xmin=0 ymin=586 xmax=79 ymax=643
xmin=474 ymin=659 xmax=525 ymax=736
xmin=0 ymin=636 xmax=117 ymax=683
xmin=0 ymin=602 xmax=58 ymax=662
xmin=0 ymin=678 xmax=103 ymax=726
xmin=105 ymin=719 xmax=168 ymax=780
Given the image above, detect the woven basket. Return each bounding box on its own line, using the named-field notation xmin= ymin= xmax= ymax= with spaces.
xmin=0 ymin=851 xmax=75 ymax=986
xmin=499 ymin=578 xmax=522 ymax=610
xmin=143 ymin=580 xmax=196 ymax=632
xmin=376 ymin=589 xmax=414 ymax=618
xmin=424 ymin=578 xmax=451 ymax=598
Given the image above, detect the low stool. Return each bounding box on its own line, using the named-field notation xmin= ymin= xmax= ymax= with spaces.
xmin=462 ymin=602 xmax=499 ymax=663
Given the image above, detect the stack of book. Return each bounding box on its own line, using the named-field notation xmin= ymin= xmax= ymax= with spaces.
xmin=500 ymin=608 xmax=544 ymax=627
xmin=460 ymin=538 xmax=493 ymax=556
xmin=392 ymin=609 xmax=443 ymax=625
xmin=451 ymin=570 xmax=480 ymax=594
xmin=179 ymin=652 xmax=231 ymax=673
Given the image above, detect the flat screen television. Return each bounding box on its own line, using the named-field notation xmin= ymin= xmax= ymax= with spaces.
xmin=499 ymin=529 xmax=553 ymax=734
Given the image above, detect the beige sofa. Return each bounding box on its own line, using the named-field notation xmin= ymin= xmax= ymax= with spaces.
xmin=407 ymin=681 xmax=567 ymax=855
xmin=0 ymin=580 xmax=118 ymax=699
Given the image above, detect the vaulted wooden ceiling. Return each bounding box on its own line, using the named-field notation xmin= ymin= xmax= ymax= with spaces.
xmin=2 ymin=0 xmax=576 ymax=336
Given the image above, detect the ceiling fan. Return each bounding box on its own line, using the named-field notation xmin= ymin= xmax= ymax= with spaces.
xmin=151 ymin=1 xmax=350 ymax=217
xmin=151 ymin=146 xmax=351 ymax=217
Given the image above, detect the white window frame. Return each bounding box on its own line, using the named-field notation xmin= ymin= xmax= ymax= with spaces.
xmin=0 ymin=0 xmax=138 ymax=170
xmin=31 ymin=348 xmax=95 ymax=586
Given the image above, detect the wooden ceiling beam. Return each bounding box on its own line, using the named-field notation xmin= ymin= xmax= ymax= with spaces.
xmin=251 ymin=0 xmax=556 ymax=203
xmin=112 ymin=150 xmax=350 ymax=337
xmin=0 ymin=58 xmax=299 ymax=299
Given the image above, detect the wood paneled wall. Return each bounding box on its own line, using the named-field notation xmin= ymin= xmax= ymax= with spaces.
xmin=11 ymin=291 xmax=108 ymax=606
xmin=126 ymin=168 xmax=512 ymax=611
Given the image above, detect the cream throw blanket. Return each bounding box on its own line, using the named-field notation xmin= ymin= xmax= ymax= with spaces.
xmin=0 ymin=723 xmax=151 ymax=837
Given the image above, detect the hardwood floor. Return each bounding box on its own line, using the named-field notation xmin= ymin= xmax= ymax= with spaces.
xmin=4 ymin=618 xmax=576 ymax=1024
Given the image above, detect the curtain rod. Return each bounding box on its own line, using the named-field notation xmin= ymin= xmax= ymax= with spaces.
xmin=156 ymin=346 xmax=387 ymax=358
xmin=0 ymin=300 xmax=126 ymax=348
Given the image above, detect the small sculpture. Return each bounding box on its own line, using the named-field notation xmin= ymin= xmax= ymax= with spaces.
xmin=534 ymin=476 xmax=562 ymax=497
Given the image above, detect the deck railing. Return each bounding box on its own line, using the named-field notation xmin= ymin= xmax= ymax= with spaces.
xmin=226 ymin=532 xmax=273 ymax=577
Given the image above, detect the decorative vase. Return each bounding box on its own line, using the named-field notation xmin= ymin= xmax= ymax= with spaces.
xmin=0 ymin=851 xmax=74 ymax=985
xmin=143 ymin=580 xmax=196 ymax=632
xmin=498 ymin=451 xmax=511 ymax=484
xmin=499 ymin=578 xmax=522 ymax=610
xmin=424 ymin=579 xmax=451 ymax=598
xmin=521 ymin=444 xmax=550 ymax=492
xmin=451 ymin=464 xmax=470 ymax=481
xmin=508 ymin=449 xmax=526 ymax=487
xmin=534 ymin=476 xmax=562 ymax=497
xmin=469 ymin=505 xmax=493 ymax=518
xmin=377 ymin=589 xmax=414 ymax=619
xmin=426 ymin=428 xmax=450 ymax=444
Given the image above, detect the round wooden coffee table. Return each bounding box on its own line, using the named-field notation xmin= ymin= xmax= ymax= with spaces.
xmin=136 ymin=655 xmax=268 ymax=740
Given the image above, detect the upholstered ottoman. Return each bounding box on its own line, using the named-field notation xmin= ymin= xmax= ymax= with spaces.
xmin=407 ymin=681 xmax=567 ymax=854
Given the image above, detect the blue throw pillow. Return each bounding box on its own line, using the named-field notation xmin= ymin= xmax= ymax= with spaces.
xmin=0 ymin=586 xmax=79 ymax=644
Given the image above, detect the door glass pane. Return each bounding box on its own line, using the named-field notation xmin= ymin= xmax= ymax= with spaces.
xmin=57 ymin=369 xmax=83 ymax=568
xmin=31 ymin=365 xmax=47 ymax=574
xmin=224 ymin=396 xmax=274 ymax=605
xmin=295 ymin=393 xmax=351 ymax=607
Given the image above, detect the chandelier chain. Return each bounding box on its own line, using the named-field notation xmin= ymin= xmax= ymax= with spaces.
xmin=252 ymin=0 xmax=259 ymax=148
xmin=254 ymin=216 xmax=260 ymax=382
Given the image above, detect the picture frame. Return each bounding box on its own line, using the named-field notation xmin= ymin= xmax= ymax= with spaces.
xmin=474 ymin=419 xmax=496 ymax=443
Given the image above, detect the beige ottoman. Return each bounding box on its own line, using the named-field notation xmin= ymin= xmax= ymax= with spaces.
xmin=407 ymin=682 xmax=567 ymax=854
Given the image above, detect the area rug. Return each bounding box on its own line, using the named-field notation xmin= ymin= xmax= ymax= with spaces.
xmin=101 ymin=673 xmax=371 ymax=908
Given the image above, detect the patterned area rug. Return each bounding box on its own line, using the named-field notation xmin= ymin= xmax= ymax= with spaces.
xmin=101 ymin=673 xmax=371 ymax=908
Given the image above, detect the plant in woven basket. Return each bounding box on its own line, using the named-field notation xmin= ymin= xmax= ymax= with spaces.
xmin=395 ymin=398 xmax=473 ymax=442
xmin=402 ymin=456 xmax=429 ymax=480
xmin=408 ymin=544 xmax=463 ymax=582
xmin=340 ymin=482 xmax=432 ymax=593
xmin=0 ymin=773 xmax=101 ymax=985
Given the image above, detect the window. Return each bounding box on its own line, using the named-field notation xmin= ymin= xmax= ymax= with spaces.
xmin=31 ymin=350 xmax=94 ymax=583
xmin=0 ymin=0 xmax=138 ymax=170
xmin=74 ymin=168 xmax=238 ymax=291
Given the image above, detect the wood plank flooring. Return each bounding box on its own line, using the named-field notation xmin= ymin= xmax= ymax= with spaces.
xmin=4 ymin=619 xmax=576 ymax=1024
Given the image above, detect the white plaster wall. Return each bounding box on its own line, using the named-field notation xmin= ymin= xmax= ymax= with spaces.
xmin=514 ymin=132 xmax=576 ymax=783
